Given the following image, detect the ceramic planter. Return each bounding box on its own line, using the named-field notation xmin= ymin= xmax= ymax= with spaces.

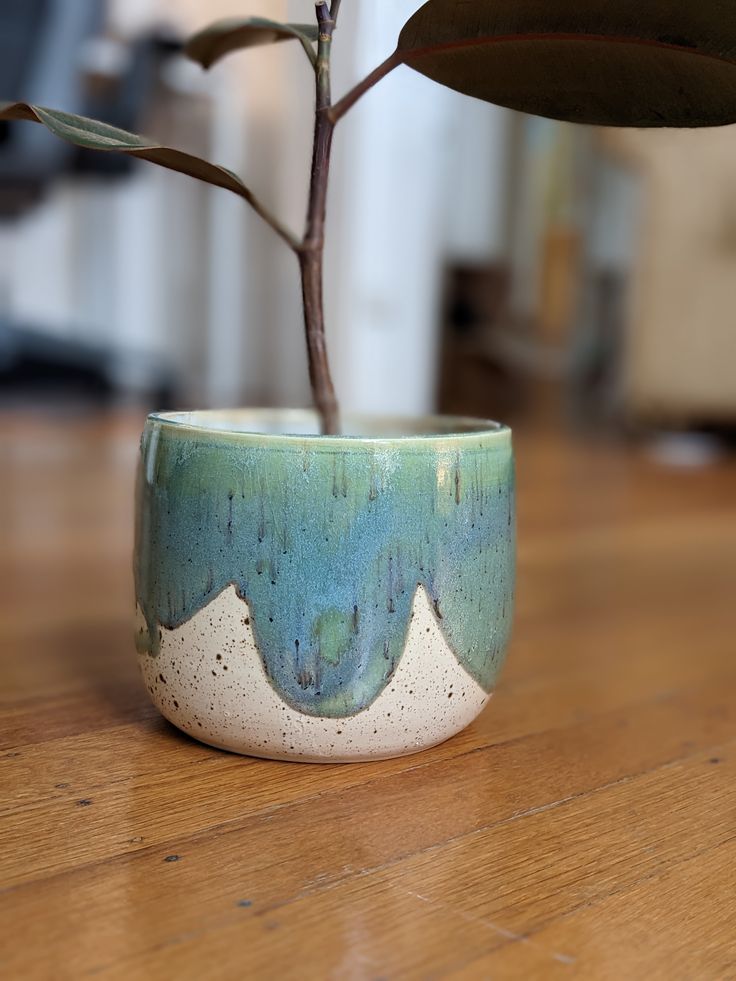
xmin=134 ymin=410 xmax=515 ymax=762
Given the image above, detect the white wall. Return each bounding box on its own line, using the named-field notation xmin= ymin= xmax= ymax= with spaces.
xmin=321 ymin=0 xmax=452 ymax=415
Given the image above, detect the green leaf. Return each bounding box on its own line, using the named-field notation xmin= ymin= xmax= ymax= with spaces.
xmin=184 ymin=18 xmax=319 ymax=70
xmin=0 ymin=102 xmax=301 ymax=248
xmin=0 ymin=101 xmax=253 ymax=195
xmin=398 ymin=0 xmax=736 ymax=127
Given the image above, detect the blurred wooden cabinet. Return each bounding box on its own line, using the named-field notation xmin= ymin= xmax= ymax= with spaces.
xmin=608 ymin=127 xmax=736 ymax=425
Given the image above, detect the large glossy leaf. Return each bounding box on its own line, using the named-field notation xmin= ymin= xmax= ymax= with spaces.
xmin=0 ymin=101 xmax=251 ymax=196
xmin=185 ymin=18 xmax=318 ymax=70
xmin=398 ymin=0 xmax=736 ymax=127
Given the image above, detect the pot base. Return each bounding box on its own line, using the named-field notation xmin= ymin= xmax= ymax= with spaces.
xmin=138 ymin=584 xmax=490 ymax=763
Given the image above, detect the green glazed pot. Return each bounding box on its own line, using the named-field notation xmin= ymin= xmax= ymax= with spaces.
xmin=135 ymin=410 xmax=515 ymax=762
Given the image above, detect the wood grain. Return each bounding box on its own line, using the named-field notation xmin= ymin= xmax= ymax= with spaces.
xmin=1 ymin=412 xmax=735 ymax=979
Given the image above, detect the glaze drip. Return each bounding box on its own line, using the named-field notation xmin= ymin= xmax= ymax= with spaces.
xmin=135 ymin=421 xmax=514 ymax=718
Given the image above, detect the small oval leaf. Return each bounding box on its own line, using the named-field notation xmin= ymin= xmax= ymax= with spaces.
xmin=398 ymin=0 xmax=736 ymax=127
xmin=185 ymin=18 xmax=319 ymax=70
xmin=0 ymin=102 xmax=300 ymax=248
xmin=0 ymin=101 xmax=251 ymax=194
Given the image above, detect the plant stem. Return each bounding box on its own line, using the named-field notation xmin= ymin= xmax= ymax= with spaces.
xmin=237 ymin=186 xmax=301 ymax=251
xmin=300 ymin=1 xmax=340 ymax=435
xmin=329 ymin=50 xmax=404 ymax=123
xmin=297 ymin=3 xmax=402 ymax=433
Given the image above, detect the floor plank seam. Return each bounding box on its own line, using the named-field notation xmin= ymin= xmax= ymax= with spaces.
xmin=3 ymin=722 xmax=735 ymax=898
xmin=432 ymin=830 xmax=736 ymax=978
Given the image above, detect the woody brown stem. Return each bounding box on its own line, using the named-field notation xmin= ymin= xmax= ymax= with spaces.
xmin=329 ymin=50 xmax=404 ymax=124
xmin=299 ymin=1 xmax=340 ymax=435
xmin=298 ymin=1 xmax=402 ymax=433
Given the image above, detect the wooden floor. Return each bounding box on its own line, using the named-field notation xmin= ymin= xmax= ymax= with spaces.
xmin=1 ymin=411 xmax=735 ymax=980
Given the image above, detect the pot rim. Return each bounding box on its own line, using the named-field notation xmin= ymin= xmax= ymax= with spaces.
xmin=146 ymin=408 xmax=511 ymax=447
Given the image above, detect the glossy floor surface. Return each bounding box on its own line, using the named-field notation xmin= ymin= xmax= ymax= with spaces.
xmin=1 ymin=412 xmax=735 ymax=979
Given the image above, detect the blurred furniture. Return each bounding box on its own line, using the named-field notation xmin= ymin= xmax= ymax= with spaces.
xmin=437 ymin=116 xmax=637 ymax=429
xmin=439 ymin=115 xmax=736 ymax=432
xmin=607 ymin=128 xmax=736 ymax=426
xmin=0 ymin=1 xmax=181 ymax=405
xmin=0 ymin=0 xmax=103 ymax=214
xmin=437 ymin=262 xmax=529 ymax=421
xmin=0 ymin=322 xmax=174 ymax=408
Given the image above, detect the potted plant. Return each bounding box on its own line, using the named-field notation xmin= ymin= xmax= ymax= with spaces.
xmin=3 ymin=1 xmax=732 ymax=761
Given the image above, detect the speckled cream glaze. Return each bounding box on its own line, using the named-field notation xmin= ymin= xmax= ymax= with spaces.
xmin=135 ymin=409 xmax=514 ymax=761
xmin=138 ymin=584 xmax=490 ymax=762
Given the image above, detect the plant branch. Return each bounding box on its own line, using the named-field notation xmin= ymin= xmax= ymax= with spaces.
xmin=329 ymin=50 xmax=404 ymax=123
xmin=299 ymin=1 xmax=340 ymax=434
xmin=330 ymin=0 xmax=342 ymax=23
xmin=237 ymin=186 xmax=301 ymax=251
xmin=0 ymin=100 xmax=301 ymax=253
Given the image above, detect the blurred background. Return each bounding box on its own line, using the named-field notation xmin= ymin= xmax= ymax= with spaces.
xmin=1 ymin=0 xmax=735 ymax=450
